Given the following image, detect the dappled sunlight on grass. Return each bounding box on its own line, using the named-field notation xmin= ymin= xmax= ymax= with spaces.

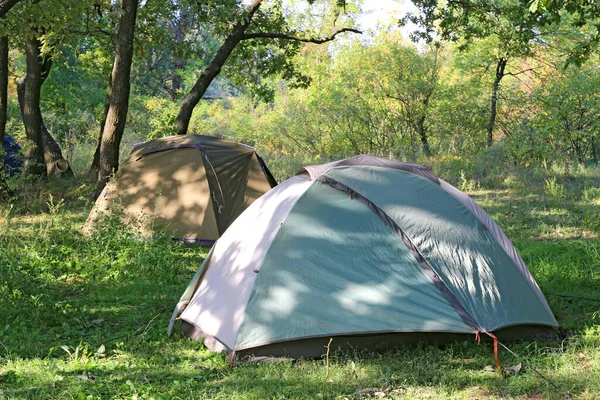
xmin=1 ymin=169 xmax=599 ymax=398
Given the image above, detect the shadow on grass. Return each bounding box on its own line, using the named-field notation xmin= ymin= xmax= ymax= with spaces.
xmin=1 ymin=167 xmax=598 ymax=399
xmin=3 ymin=342 xmax=596 ymax=399
xmin=0 ymin=278 xmax=195 ymax=358
xmin=468 ymin=177 xmax=599 ymax=240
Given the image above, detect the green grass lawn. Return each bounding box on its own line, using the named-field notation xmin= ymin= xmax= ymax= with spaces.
xmin=0 ymin=168 xmax=599 ymax=399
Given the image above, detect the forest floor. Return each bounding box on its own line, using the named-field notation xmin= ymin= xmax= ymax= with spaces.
xmin=0 ymin=165 xmax=599 ymax=399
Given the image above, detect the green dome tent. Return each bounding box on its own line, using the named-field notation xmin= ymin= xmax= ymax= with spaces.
xmin=169 ymin=155 xmax=557 ymax=360
xmin=84 ymin=135 xmax=277 ymax=245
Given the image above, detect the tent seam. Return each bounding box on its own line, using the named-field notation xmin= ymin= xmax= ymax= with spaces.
xmin=316 ymin=175 xmax=482 ymax=332
xmin=437 ymin=180 xmax=557 ymax=324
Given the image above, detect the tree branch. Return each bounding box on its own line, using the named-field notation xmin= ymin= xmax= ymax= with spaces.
xmin=242 ymin=27 xmax=361 ymax=44
xmin=505 ymin=67 xmax=538 ymax=77
xmin=0 ymin=0 xmax=20 ymax=18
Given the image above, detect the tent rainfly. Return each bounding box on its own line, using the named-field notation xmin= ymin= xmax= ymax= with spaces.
xmin=169 ymin=155 xmax=558 ymax=361
xmin=84 ymin=135 xmax=277 ymax=245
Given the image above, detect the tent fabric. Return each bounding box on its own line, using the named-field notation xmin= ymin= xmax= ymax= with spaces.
xmin=174 ymin=174 xmax=313 ymax=349
xmin=172 ymin=155 xmax=558 ymax=358
xmin=319 ymin=166 xmax=556 ymax=331
xmin=438 ymin=179 xmax=554 ymax=317
xmin=2 ymin=134 xmax=22 ymax=177
xmin=234 ymin=180 xmax=474 ymax=351
xmin=300 ymin=154 xmax=439 ymax=184
xmin=315 ymin=173 xmax=480 ymax=331
xmin=84 ymin=135 xmax=276 ymax=243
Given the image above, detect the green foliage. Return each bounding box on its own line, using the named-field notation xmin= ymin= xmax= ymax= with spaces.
xmin=5 ymin=1 xmax=600 ymax=395
xmin=407 ymin=0 xmax=540 ymax=57
xmin=223 ymin=0 xmax=361 ymax=101
xmin=207 ymin=31 xmax=454 ymax=164
xmin=544 ymin=176 xmax=566 ymax=199
xmin=530 ymin=62 xmax=600 ymax=163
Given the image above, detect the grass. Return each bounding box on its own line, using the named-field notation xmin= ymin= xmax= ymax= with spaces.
xmin=0 ymin=165 xmax=599 ymax=399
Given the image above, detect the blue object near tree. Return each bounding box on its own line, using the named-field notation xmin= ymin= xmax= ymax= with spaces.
xmin=2 ymin=134 xmax=22 ymax=177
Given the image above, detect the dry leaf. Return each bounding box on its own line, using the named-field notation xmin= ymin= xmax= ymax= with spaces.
xmin=504 ymin=362 xmax=522 ymax=375
xmin=75 ymin=373 xmax=95 ymax=382
xmin=354 ymin=388 xmax=377 ymax=396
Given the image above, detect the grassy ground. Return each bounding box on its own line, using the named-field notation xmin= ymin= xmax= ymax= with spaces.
xmin=0 ymin=166 xmax=599 ymax=399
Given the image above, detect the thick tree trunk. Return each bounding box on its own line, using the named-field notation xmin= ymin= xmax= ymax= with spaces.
xmin=40 ymin=121 xmax=72 ymax=175
xmin=487 ymin=57 xmax=507 ymax=148
xmin=19 ymin=36 xmax=45 ymax=176
xmin=0 ymin=34 xmax=8 ymax=195
xmin=39 ymin=53 xmax=72 ymax=176
xmin=95 ymin=0 xmax=138 ymax=198
xmin=175 ymin=0 xmax=264 ymax=135
xmin=17 ymin=48 xmax=72 ymax=176
xmin=90 ymin=72 xmax=112 ymax=177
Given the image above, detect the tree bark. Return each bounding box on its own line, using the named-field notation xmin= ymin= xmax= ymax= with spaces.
xmin=0 ymin=34 xmax=8 ymax=195
xmin=174 ymin=0 xmax=359 ymax=135
xmin=175 ymin=0 xmax=265 ymax=135
xmin=416 ymin=114 xmax=430 ymax=156
xmin=17 ymin=46 xmax=72 ymax=176
xmin=40 ymin=120 xmax=72 ymax=175
xmin=18 ymin=36 xmax=45 ymax=176
xmin=90 ymin=72 xmax=112 ymax=178
xmin=487 ymin=57 xmax=507 ymax=148
xmin=0 ymin=34 xmax=7 ymax=146
xmin=165 ymin=11 xmax=189 ymax=100
xmin=39 ymin=53 xmax=72 ymax=175
xmin=95 ymin=0 xmax=138 ymax=198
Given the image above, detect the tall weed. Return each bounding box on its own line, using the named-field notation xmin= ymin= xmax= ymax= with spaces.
xmin=544 ymin=176 xmax=566 ymax=199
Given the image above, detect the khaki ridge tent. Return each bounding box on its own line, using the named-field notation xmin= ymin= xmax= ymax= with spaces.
xmin=169 ymin=155 xmax=558 ymax=361
xmin=84 ymin=134 xmax=277 ymax=245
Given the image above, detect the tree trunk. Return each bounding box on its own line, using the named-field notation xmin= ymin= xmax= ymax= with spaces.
xmin=39 ymin=53 xmax=72 ymax=176
xmin=487 ymin=57 xmax=507 ymax=148
xmin=0 ymin=34 xmax=7 ymax=145
xmin=90 ymin=72 xmax=112 ymax=178
xmin=95 ymin=0 xmax=138 ymax=198
xmin=18 ymin=36 xmax=45 ymax=176
xmin=419 ymin=47 xmax=439 ymax=157
xmin=175 ymin=0 xmax=264 ymax=135
xmin=416 ymin=114 xmax=430 ymax=156
xmin=17 ymin=47 xmax=72 ymax=176
xmin=0 ymin=34 xmax=8 ymax=195
xmin=165 ymin=12 xmax=188 ymax=100
xmin=40 ymin=120 xmax=72 ymax=175
xmin=169 ymin=59 xmax=184 ymax=100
